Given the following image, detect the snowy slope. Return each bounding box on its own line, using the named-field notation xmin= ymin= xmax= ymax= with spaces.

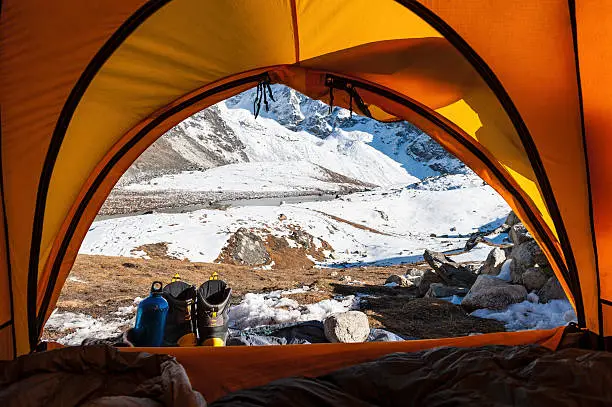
xmin=227 ymin=84 xmax=466 ymax=178
xmin=125 ymin=161 xmax=375 ymax=193
xmin=126 ymin=104 xmax=418 ymax=191
xmin=119 ymin=84 xmax=464 ymax=190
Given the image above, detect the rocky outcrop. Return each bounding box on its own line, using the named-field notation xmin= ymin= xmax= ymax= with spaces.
xmin=216 ymin=228 xmax=270 ymax=266
xmin=461 ymin=275 xmax=528 ymax=312
xmin=424 ymin=250 xmax=477 ymax=288
xmin=479 ymin=248 xmax=506 ymax=276
xmin=324 ymin=311 xmax=370 ymax=343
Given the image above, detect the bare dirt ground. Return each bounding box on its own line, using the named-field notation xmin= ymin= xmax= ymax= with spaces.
xmin=43 ymin=252 xmax=504 ymax=341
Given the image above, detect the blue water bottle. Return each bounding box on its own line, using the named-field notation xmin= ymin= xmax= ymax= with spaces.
xmin=133 ymin=281 xmax=169 ymax=347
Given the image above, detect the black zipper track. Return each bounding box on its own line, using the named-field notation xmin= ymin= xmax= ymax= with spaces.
xmin=330 ymin=74 xmax=570 ymax=288
xmin=395 ymin=0 xmax=585 ymax=327
xmin=35 ymin=72 xmax=269 ymax=339
xmin=26 ymin=0 xmax=173 ymax=351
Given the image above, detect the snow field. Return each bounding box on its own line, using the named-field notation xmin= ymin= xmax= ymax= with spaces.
xmin=82 ymin=173 xmax=510 ymax=267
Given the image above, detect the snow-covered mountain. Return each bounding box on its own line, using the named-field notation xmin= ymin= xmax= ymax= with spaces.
xmin=118 ymin=85 xmax=465 ymax=190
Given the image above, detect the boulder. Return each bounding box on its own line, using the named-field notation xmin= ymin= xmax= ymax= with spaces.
xmin=538 ymin=276 xmax=567 ymax=303
xmin=324 ymin=311 xmax=370 ymax=343
xmin=509 ymin=241 xmax=546 ymax=283
xmin=385 ymin=274 xmax=412 ymax=287
xmin=461 ymin=275 xmax=528 ymax=312
xmin=521 ymin=267 xmax=548 ymax=291
xmin=509 ymin=224 xmax=532 ymax=245
xmin=423 ymin=250 xmax=477 ymax=288
xmin=505 ymin=211 xmax=521 ymax=227
xmin=478 ymin=247 xmax=506 ymax=276
xmin=424 ymin=283 xmax=469 ymax=298
xmin=417 ymin=270 xmax=445 ymax=296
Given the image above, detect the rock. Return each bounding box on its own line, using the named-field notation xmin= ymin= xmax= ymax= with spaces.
xmin=339 ymin=275 xmax=352 ymax=282
xmin=406 ymin=268 xmax=425 ymax=278
xmin=324 ymin=311 xmax=370 ymax=343
xmin=417 ymin=270 xmax=445 ymax=296
xmin=425 ymin=283 xmax=469 ymax=298
xmin=521 ymin=267 xmax=548 ymax=291
xmin=330 ymin=271 xmax=338 ymax=277
xmin=538 ymin=276 xmax=567 ymax=303
xmin=464 ymin=234 xmax=484 ymax=251
xmin=509 ymin=224 xmax=532 ymax=245
xmin=506 ymin=211 xmax=521 ymax=227
xmin=510 ymin=241 xmax=546 ymax=283
xmin=423 ymin=250 xmax=477 ymax=288
xmin=478 ymin=247 xmax=506 ymax=276
xmin=461 ymin=275 xmax=528 ymax=312
xmin=385 ymin=274 xmax=412 ymax=287
xmin=463 ymin=263 xmax=481 ymax=274
xmin=278 ymin=213 xmax=287 ymax=221
xmin=220 ymin=228 xmax=270 ymax=266
xmin=533 ymin=247 xmax=548 ymax=267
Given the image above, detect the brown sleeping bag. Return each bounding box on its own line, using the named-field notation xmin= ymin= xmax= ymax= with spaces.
xmin=211 ymin=345 xmax=612 ymax=407
xmin=0 ymin=345 xmax=205 ymax=407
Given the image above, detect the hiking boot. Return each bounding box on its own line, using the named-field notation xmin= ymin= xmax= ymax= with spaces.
xmin=162 ymin=280 xmax=196 ymax=346
xmin=196 ymin=274 xmax=232 ymax=346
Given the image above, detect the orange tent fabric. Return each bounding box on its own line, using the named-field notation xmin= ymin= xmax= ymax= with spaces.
xmin=122 ymin=326 xmax=567 ymax=401
xmin=0 ymin=0 xmax=605 ymax=366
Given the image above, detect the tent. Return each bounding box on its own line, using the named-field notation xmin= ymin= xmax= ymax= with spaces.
xmin=0 ymin=0 xmax=609 ymax=399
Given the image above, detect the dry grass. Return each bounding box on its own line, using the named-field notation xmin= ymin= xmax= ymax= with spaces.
xmin=47 ymin=254 xmax=505 ymax=340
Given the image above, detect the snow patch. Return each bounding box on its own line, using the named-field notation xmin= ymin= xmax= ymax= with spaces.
xmin=228 ymin=289 xmax=358 ymax=330
xmin=471 ymin=299 xmax=576 ymax=331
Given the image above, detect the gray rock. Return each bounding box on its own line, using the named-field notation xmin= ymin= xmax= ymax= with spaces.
xmin=404 ymin=268 xmax=425 ymax=285
xmin=423 ymin=250 xmax=477 ymax=288
xmin=479 ymin=247 xmax=506 ymax=276
xmin=425 ymin=283 xmax=469 ymax=298
xmin=226 ymin=228 xmax=270 ymax=266
xmin=505 ymin=211 xmax=521 ymax=227
xmin=324 ymin=311 xmax=370 ymax=343
xmin=461 ymin=275 xmax=528 ymax=312
xmin=417 ymin=270 xmax=445 ymax=296
xmin=509 ymin=224 xmax=532 ymax=245
xmin=538 ymin=276 xmax=567 ymax=303
xmin=521 ymin=267 xmax=548 ymax=291
xmin=385 ymin=274 xmax=413 ymax=287
xmin=509 ymin=241 xmax=546 ymax=283
xmin=463 ymin=263 xmax=482 ymax=274
xmin=406 ymin=268 xmax=426 ymax=278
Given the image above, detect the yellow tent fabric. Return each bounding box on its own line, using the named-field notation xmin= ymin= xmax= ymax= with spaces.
xmin=0 ymin=0 xmax=605 ymax=365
